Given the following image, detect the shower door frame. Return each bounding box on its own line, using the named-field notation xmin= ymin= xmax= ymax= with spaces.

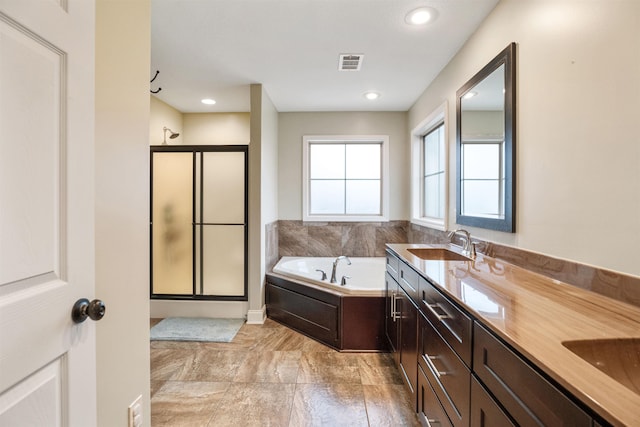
xmin=150 ymin=145 xmax=249 ymax=301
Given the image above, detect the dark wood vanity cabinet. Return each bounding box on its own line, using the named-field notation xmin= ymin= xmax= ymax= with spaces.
xmin=470 ymin=376 xmax=514 ymax=427
xmin=418 ymin=364 xmax=453 ymax=427
xmin=386 ymin=252 xmax=418 ymax=407
xmin=398 ymin=287 xmax=418 ymax=399
xmin=419 ymin=312 xmax=470 ymax=427
xmin=473 ymin=322 xmax=591 ymax=426
xmin=385 ymin=248 xmax=602 ymax=427
xmin=385 ymin=271 xmax=399 ymax=356
xmin=419 ymin=276 xmax=473 ymax=366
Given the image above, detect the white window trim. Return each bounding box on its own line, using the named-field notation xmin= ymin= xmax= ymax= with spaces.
xmin=302 ymin=135 xmax=390 ymax=222
xmin=410 ymin=101 xmax=449 ymax=231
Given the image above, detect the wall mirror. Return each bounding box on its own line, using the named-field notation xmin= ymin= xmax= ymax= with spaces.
xmin=456 ymin=43 xmax=516 ymax=232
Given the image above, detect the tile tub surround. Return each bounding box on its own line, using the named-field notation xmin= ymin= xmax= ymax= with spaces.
xmin=277 ymin=220 xmax=640 ymax=309
xmin=278 ymin=220 xmax=408 ymax=258
xmin=265 ymin=221 xmax=279 ymax=271
xmin=150 ymin=318 xmax=419 ymax=427
xmin=388 ymin=243 xmax=640 ymax=426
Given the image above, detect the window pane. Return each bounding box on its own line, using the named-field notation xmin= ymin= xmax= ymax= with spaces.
xmin=310 ymin=180 xmax=344 ymax=214
xmin=424 ymin=129 xmax=441 ymax=175
xmin=437 ymin=126 xmax=445 ymax=170
xmin=346 ymin=144 xmax=380 ymax=179
xmin=310 ymin=144 xmax=345 ymax=179
xmin=346 ymin=180 xmax=380 ymax=214
xmin=202 ymin=152 xmax=245 ymax=224
xmin=462 ymin=143 xmax=501 ymax=179
xmin=424 ymin=174 xmax=443 ymax=219
xmin=462 ymin=180 xmax=502 ymax=218
xmin=202 ymin=225 xmax=245 ymax=296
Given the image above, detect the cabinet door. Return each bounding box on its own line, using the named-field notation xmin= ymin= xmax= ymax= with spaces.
xmin=418 ymin=365 xmax=453 ymax=427
xmin=473 ymin=323 xmax=591 ymax=427
xmin=470 ymin=376 xmax=515 ymax=427
xmin=399 ymin=286 xmax=418 ymax=407
xmin=385 ymin=272 xmax=399 ymax=357
xmin=419 ymin=313 xmax=470 ymax=427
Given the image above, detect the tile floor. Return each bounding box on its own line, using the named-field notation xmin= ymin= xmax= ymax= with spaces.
xmin=150 ymin=318 xmax=420 ymax=427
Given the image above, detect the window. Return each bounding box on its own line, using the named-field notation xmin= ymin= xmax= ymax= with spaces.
xmin=303 ymin=135 xmax=389 ymax=222
xmin=460 ymin=139 xmax=504 ymax=218
xmin=411 ymin=102 xmax=448 ymax=230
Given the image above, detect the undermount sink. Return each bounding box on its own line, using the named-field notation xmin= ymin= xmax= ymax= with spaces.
xmin=406 ymin=247 xmax=471 ymax=262
xmin=563 ymin=338 xmax=640 ymax=395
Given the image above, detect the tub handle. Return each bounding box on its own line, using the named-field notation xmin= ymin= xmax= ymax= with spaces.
xmin=315 ymin=269 xmax=327 ymax=281
xmin=340 ymin=275 xmax=350 ymax=286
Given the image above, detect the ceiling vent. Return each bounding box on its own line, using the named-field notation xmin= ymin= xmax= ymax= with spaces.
xmin=338 ymin=54 xmax=364 ymax=71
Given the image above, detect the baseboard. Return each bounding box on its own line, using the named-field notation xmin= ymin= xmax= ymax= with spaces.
xmin=150 ymin=300 xmax=248 ymax=319
xmin=246 ymin=305 xmax=266 ymax=324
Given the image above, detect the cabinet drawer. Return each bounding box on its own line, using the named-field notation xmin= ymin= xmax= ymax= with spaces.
xmin=418 ymin=364 xmax=452 ymax=427
xmin=399 ymin=261 xmax=419 ymax=301
xmin=473 ymin=323 xmax=591 ymax=427
xmin=419 ymin=313 xmax=470 ymax=427
xmin=470 ymin=375 xmax=514 ymax=427
xmin=419 ymin=276 xmax=473 ymax=366
xmin=386 ymin=251 xmax=399 ymax=281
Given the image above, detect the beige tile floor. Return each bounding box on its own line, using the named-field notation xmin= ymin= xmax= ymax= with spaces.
xmin=150 ymin=318 xmax=420 ymax=427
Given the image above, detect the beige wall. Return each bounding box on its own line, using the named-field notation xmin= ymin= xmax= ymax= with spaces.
xmin=183 ymin=112 xmax=250 ymax=145
xmin=95 ymin=0 xmax=151 ymax=426
xmin=150 ymin=96 xmax=250 ymax=145
xmin=409 ymin=0 xmax=640 ymax=276
xmin=150 ymin=96 xmax=182 ymax=145
xmin=248 ymin=84 xmax=279 ymax=321
xmin=278 ymin=112 xmax=409 ymax=220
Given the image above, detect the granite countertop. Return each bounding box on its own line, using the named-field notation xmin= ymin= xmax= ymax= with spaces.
xmin=386 ymin=243 xmax=640 ymax=427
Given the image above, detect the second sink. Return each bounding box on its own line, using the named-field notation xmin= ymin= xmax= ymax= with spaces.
xmin=563 ymin=338 xmax=640 ymax=396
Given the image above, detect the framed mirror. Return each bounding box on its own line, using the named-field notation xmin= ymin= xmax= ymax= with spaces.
xmin=456 ymin=43 xmax=516 ymax=232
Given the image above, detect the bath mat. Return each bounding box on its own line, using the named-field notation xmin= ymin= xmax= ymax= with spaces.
xmin=150 ymin=317 xmax=245 ymax=342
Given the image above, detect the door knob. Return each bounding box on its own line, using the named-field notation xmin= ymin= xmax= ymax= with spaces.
xmin=72 ymin=298 xmax=106 ymax=323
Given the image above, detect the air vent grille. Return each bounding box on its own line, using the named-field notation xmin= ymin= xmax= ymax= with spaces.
xmin=338 ymin=54 xmax=364 ymax=71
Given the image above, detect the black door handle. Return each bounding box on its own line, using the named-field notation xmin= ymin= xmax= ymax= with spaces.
xmin=71 ymin=298 xmax=106 ymax=323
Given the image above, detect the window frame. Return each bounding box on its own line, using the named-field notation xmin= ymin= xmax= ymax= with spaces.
xmin=302 ymin=135 xmax=390 ymax=222
xmin=411 ymin=102 xmax=449 ymax=230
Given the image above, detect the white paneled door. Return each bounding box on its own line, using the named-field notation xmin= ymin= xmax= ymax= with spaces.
xmin=0 ymin=1 xmax=97 ymax=426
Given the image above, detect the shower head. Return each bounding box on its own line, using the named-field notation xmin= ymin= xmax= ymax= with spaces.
xmin=162 ymin=127 xmax=180 ymax=144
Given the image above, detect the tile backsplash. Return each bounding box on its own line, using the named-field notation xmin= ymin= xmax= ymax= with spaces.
xmin=272 ymin=220 xmax=640 ymax=309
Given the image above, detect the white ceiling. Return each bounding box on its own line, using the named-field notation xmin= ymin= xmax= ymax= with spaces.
xmin=150 ymin=0 xmax=499 ymax=113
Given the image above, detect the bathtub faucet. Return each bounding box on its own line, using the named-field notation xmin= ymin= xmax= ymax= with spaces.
xmin=330 ymin=256 xmax=351 ymax=283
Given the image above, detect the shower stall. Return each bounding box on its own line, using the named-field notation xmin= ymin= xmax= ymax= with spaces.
xmin=150 ymin=145 xmax=248 ymax=300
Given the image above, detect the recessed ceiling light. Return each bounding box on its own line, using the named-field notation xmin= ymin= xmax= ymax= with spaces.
xmin=405 ymin=7 xmax=437 ymax=25
xmin=201 ymin=98 xmax=216 ymax=105
xmin=364 ymin=92 xmax=380 ymax=100
xmin=463 ymin=91 xmax=477 ymax=100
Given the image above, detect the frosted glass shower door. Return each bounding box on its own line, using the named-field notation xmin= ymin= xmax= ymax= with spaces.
xmin=151 ymin=152 xmax=194 ymax=295
xmin=195 ymin=151 xmax=247 ymax=297
xmin=151 ymin=146 xmax=248 ymax=300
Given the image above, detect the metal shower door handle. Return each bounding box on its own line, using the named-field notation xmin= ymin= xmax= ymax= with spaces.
xmin=72 ymin=298 xmax=106 ymax=323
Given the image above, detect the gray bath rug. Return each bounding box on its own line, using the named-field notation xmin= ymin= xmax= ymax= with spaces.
xmin=150 ymin=317 xmax=245 ymax=342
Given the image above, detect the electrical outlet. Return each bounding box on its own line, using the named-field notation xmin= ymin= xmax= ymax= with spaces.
xmin=128 ymin=395 xmax=143 ymax=427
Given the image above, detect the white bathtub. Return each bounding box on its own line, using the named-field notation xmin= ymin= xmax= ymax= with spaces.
xmin=272 ymin=256 xmax=386 ymax=296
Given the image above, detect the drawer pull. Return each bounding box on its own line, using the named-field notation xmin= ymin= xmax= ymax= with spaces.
xmin=426 ymin=419 xmax=442 ymax=427
xmin=391 ymin=293 xmax=401 ymax=321
xmin=424 ymin=300 xmax=449 ymax=321
xmin=424 ymin=354 xmax=447 ymax=378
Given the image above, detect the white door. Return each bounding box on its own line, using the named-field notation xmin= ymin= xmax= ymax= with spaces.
xmin=0 ymin=1 xmax=97 ymax=426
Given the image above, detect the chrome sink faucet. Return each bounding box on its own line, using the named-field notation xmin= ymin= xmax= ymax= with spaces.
xmin=330 ymin=255 xmax=351 ymax=283
xmin=447 ymin=228 xmax=476 ymax=259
